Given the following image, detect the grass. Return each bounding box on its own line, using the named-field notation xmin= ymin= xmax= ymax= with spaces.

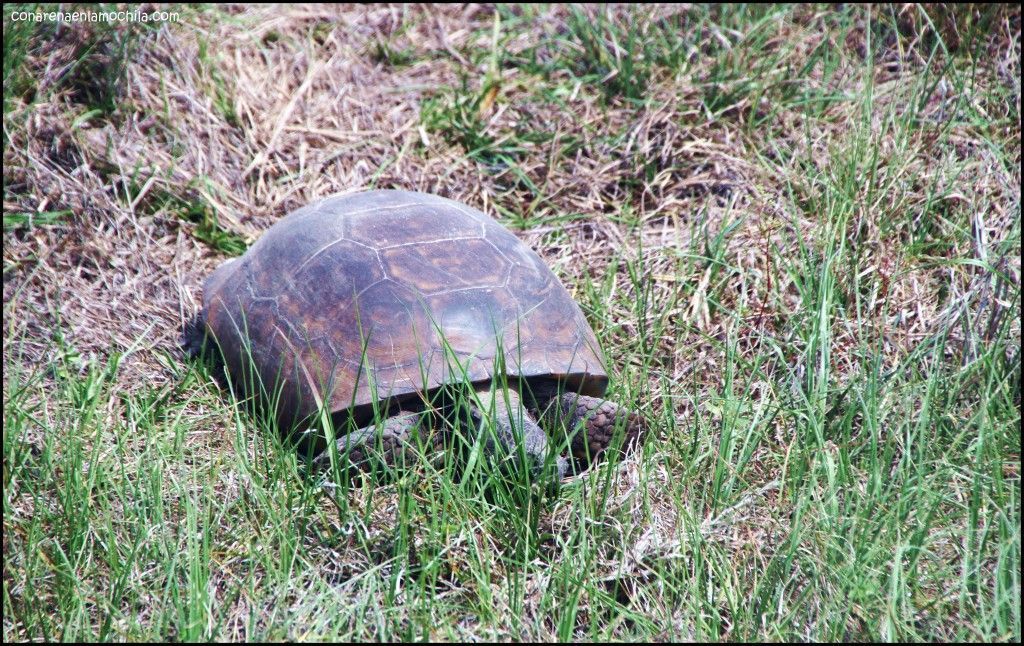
xmin=2 ymin=209 xmax=72 ymax=232
xmin=3 ymin=3 xmax=1021 ymax=642
xmin=1 ymin=3 xmax=159 ymax=117
xmin=135 ymin=184 xmax=249 ymax=257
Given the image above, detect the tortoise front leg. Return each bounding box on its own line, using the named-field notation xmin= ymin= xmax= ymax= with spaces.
xmin=313 ymin=411 xmax=438 ymax=473
xmin=540 ymin=394 xmax=647 ymax=469
xmin=471 ymin=388 xmax=569 ymax=483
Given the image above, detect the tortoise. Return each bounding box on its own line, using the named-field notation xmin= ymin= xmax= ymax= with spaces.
xmin=184 ymin=189 xmax=646 ymax=481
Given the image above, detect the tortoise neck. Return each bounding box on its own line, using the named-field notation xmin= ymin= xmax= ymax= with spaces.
xmin=472 ymin=385 xmax=523 ymax=415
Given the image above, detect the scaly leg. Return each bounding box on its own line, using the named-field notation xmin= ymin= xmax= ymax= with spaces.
xmin=541 ymin=394 xmax=646 ymax=469
xmin=470 ymin=388 xmax=569 ymax=483
xmin=313 ymin=411 xmax=438 ymax=473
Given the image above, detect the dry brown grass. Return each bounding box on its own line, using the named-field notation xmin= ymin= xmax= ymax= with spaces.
xmin=5 ymin=4 xmax=1018 ymax=383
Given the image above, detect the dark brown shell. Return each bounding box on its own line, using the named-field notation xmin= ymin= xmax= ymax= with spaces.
xmin=201 ymin=190 xmax=607 ymax=429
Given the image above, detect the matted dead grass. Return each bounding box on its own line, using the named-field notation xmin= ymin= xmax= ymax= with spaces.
xmin=3 ymin=3 xmax=1020 ymax=641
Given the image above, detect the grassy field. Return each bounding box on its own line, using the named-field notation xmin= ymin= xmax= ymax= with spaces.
xmin=3 ymin=3 xmax=1020 ymax=641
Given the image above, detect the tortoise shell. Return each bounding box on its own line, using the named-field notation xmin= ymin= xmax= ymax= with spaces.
xmin=200 ymin=190 xmax=608 ymax=429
